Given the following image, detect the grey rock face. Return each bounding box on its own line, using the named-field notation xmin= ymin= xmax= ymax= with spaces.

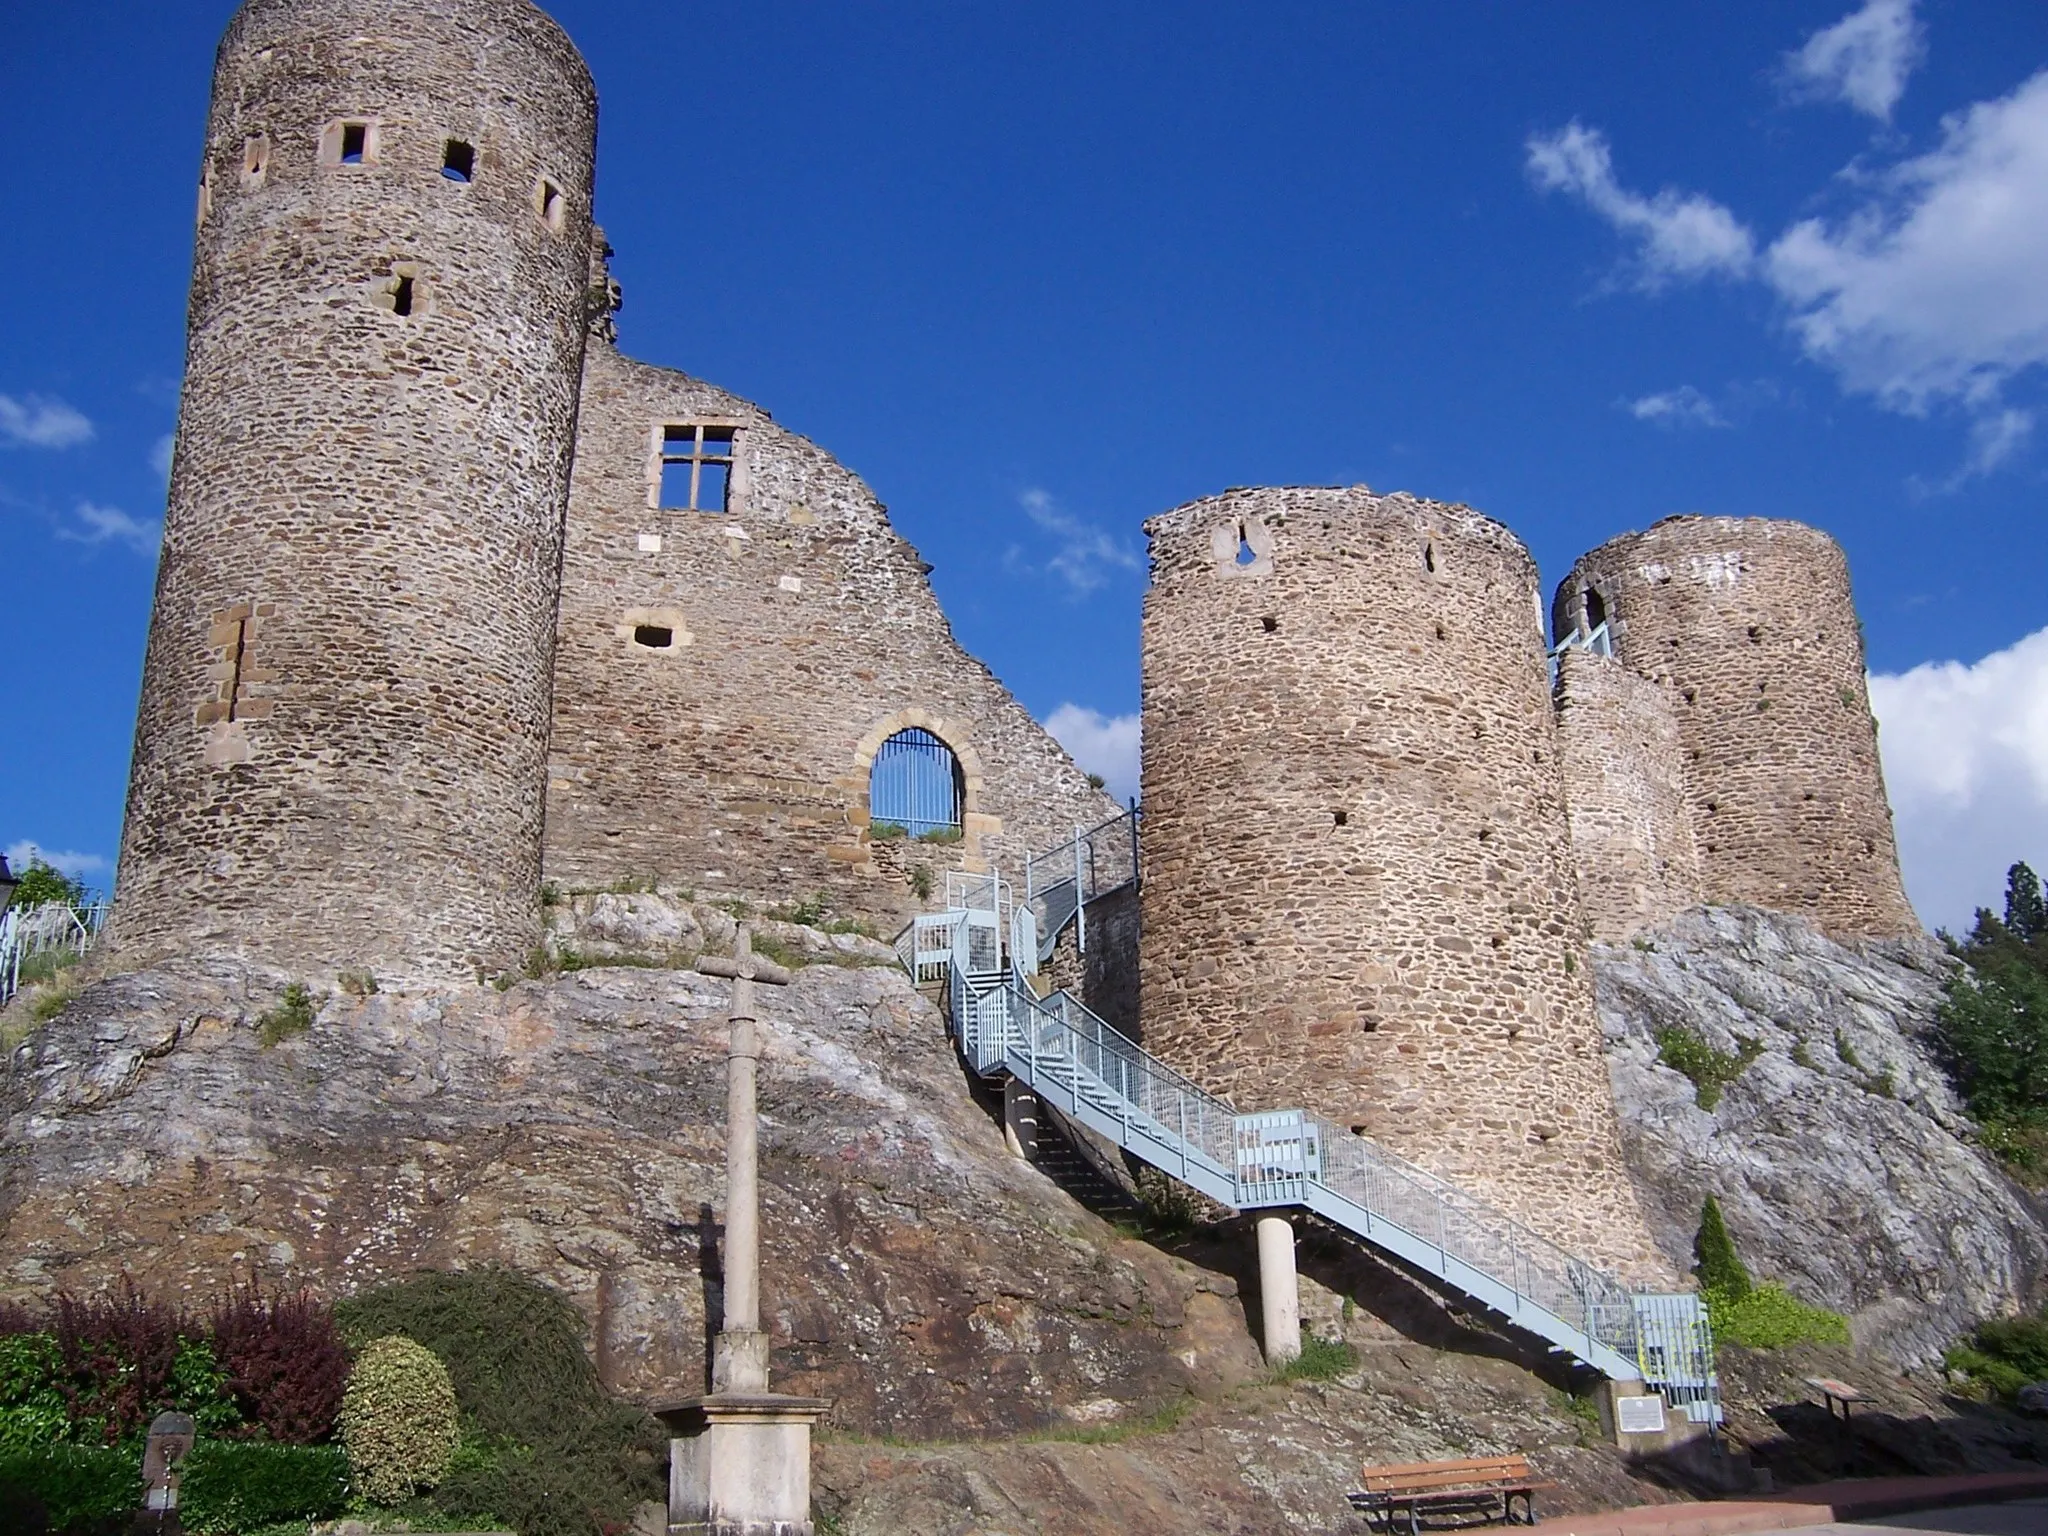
xmin=1595 ymin=906 xmax=2047 ymax=1366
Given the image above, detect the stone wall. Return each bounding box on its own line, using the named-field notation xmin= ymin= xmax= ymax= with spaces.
xmin=1138 ymin=487 xmax=1667 ymax=1280
xmin=1556 ymin=517 xmax=1918 ymax=939
xmin=541 ymin=344 xmax=1118 ymax=928
xmin=105 ymin=0 xmax=597 ymax=982
xmin=1042 ymin=884 xmax=1142 ymax=1038
xmin=1553 ymin=651 xmax=1701 ymax=941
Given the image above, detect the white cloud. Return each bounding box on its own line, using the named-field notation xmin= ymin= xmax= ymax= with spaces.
xmin=0 ymin=394 xmax=93 ymax=450
xmin=1623 ymin=385 xmax=1730 ymax=428
xmin=1869 ymin=625 xmax=2048 ymax=933
xmin=5 ymin=841 xmax=110 ymax=880
xmin=1044 ymin=703 xmax=1141 ymax=805
xmin=1765 ymin=71 xmax=2048 ymax=415
xmin=150 ymin=433 xmax=175 ymax=481
xmin=1782 ymin=0 xmax=1925 ymax=121
xmin=1525 ymin=123 xmax=1757 ymax=289
xmin=1018 ymin=488 xmax=1141 ymax=598
xmin=60 ymin=501 xmax=161 ymax=557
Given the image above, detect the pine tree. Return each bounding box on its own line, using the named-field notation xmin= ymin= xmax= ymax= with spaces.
xmin=2006 ymin=862 xmax=2047 ymax=944
xmin=1693 ymin=1195 xmax=1752 ymax=1300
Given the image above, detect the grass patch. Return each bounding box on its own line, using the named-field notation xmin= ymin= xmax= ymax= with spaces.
xmin=256 ymin=983 xmax=317 ymax=1047
xmin=916 ymin=826 xmax=964 ymax=845
xmin=1273 ymin=1333 xmax=1358 ymax=1383
xmin=908 ymin=866 xmax=934 ymax=901
xmin=1834 ymin=1029 xmax=1864 ymax=1070
xmin=1706 ymin=1284 xmax=1851 ymax=1350
xmin=867 ymin=822 xmax=909 ymax=842
xmin=1790 ymin=1039 xmax=1817 ymax=1070
xmin=28 ymin=972 xmax=83 ymax=1023
xmin=1021 ymin=1394 xmax=1195 ymax=1445
xmin=1654 ymin=1025 xmax=1763 ymax=1110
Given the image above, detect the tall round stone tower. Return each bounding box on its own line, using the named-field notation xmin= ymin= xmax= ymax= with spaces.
xmin=106 ymin=0 xmax=598 ymax=981
xmin=1140 ymin=487 xmax=1666 ymax=1279
xmin=1554 ymin=516 xmax=1917 ymax=938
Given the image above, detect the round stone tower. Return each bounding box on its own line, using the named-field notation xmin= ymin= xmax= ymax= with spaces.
xmin=106 ymin=0 xmax=598 ymax=981
xmin=1140 ymin=487 xmax=1665 ymax=1279
xmin=1555 ymin=516 xmax=1917 ymax=938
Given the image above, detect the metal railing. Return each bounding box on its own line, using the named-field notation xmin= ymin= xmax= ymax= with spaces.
xmin=1023 ymin=808 xmax=1140 ymax=957
xmin=0 ymin=900 xmax=110 ymax=1007
xmin=1548 ymin=620 xmax=1614 ymax=683
xmin=919 ymin=925 xmax=1717 ymax=1400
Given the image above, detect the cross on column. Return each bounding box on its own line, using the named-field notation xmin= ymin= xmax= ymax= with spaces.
xmin=695 ymin=925 xmax=791 ymax=1395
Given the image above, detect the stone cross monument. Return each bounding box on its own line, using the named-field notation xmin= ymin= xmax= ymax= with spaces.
xmin=658 ymin=927 xmax=827 ymax=1536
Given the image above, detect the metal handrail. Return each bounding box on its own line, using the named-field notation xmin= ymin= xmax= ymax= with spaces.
xmin=0 ymin=899 xmax=110 ymax=1007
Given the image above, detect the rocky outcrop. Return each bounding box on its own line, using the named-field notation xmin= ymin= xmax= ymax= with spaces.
xmin=0 ymin=949 xmax=1681 ymax=1531
xmin=1594 ymin=906 xmax=2048 ymax=1366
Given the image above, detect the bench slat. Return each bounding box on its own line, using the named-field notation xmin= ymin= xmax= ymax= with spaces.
xmin=1359 ymin=1455 xmax=1532 ymax=1479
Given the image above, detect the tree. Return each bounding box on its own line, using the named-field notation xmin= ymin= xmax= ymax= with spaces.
xmin=1692 ymin=1195 xmax=1752 ymax=1300
xmin=2007 ymin=861 xmax=2047 ymax=944
xmin=9 ymin=858 xmax=87 ymax=913
xmin=1934 ymin=861 xmax=2048 ymax=1167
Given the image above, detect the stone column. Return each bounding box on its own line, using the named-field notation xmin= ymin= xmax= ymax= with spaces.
xmin=659 ymin=928 xmax=826 ymax=1536
xmin=1257 ymin=1215 xmax=1301 ymax=1365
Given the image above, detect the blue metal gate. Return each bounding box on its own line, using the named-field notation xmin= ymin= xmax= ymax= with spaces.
xmin=869 ymin=727 xmax=964 ymax=837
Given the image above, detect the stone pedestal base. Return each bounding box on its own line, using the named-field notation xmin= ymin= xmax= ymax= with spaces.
xmin=657 ymin=1393 xmax=828 ymax=1536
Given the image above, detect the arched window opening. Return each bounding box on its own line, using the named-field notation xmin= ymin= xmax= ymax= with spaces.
xmin=869 ymin=727 xmax=964 ymax=840
xmin=1584 ymin=587 xmax=1606 ymax=633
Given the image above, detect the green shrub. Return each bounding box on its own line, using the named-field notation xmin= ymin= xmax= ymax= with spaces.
xmin=1275 ymin=1333 xmax=1358 ymax=1382
xmin=1707 ymin=1283 xmax=1851 ymax=1349
xmin=334 ymin=1268 xmax=664 ymax=1536
xmin=907 ymin=866 xmax=934 ymax=901
xmin=1692 ymin=1196 xmax=1752 ymax=1300
xmin=256 ymin=984 xmax=316 ymax=1048
xmin=180 ymin=1441 xmax=350 ymax=1534
xmin=339 ymin=1336 xmax=460 ymax=1505
xmin=1944 ymin=1313 xmax=2048 ymax=1401
xmin=1655 ymin=1027 xmax=1762 ymax=1110
xmin=0 ymin=1334 xmax=73 ymax=1450
xmin=0 ymin=1442 xmax=131 ymax=1531
xmin=915 ymin=826 xmax=963 ymax=845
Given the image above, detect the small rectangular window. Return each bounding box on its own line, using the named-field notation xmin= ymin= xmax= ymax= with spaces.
xmin=340 ymin=123 xmax=367 ymax=164
xmin=442 ymin=139 xmax=474 ymax=183
xmin=534 ymin=177 xmax=564 ymax=231
xmin=657 ymin=424 xmax=739 ymax=512
xmin=633 ymin=624 xmax=675 ymax=649
xmin=391 ymin=275 xmax=414 ymax=316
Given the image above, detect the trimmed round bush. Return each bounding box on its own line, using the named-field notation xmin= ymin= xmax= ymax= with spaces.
xmin=338 ymin=1335 xmax=460 ymax=1505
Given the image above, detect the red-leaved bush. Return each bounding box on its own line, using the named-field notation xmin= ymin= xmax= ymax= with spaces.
xmin=50 ymin=1280 xmax=187 ymax=1443
xmin=210 ymin=1283 xmax=350 ymax=1443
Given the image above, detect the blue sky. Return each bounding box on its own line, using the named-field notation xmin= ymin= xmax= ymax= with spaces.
xmin=3 ymin=0 xmax=2045 ymax=932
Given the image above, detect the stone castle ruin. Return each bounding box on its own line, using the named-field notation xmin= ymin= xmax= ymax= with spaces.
xmin=92 ymin=0 xmax=1927 ymax=1434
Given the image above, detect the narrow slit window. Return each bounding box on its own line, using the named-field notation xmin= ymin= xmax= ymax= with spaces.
xmin=391 ymin=275 xmax=414 ymax=316
xmin=1235 ymin=524 xmax=1256 ymax=566
xmin=1423 ymin=541 xmax=1437 ymax=574
xmin=442 ymin=140 xmax=475 ymax=183
xmin=340 ymin=123 xmax=367 ymax=164
xmin=242 ymin=134 xmax=271 ymax=186
xmin=658 ymin=424 xmax=738 ymax=512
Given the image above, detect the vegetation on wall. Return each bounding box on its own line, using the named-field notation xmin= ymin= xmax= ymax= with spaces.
xmin=1935 ymin=861 xmax=2048 ymax=1174
xmin=1654 ymin=1026 xmax=1763 ymax=1110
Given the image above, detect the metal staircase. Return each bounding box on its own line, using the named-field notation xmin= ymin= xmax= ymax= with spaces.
xmin=896 ymin=862 xmax=1719 ymax=1420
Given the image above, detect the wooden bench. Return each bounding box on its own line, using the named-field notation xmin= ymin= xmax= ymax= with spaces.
xmin=1348 ymin=1454 xmax=1554 ymax=1533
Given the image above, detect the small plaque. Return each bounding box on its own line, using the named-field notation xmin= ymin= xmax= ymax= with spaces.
xmin=778 ymin=575 xmax=803 ymax=593
xmin=1617 ymin=1395 xmax=1666 ymax=1435
xmin=637 ymin=533 xmax=662 ymax=553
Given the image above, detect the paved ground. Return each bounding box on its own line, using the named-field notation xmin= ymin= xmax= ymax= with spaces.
xmin=1785 ymin=1499 xmax=2048 ymax=1535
